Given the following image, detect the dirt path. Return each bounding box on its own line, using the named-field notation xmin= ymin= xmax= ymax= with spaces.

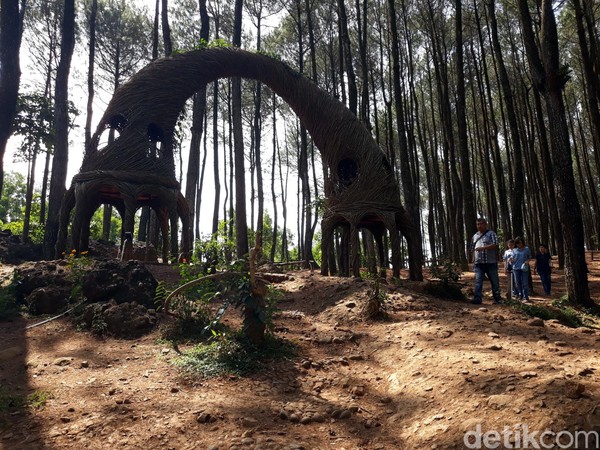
xmin=1 ymin=264 xmax=599 ymax=449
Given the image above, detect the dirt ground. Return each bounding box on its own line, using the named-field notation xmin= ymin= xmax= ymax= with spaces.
xmin=1 ymin=257 xmax=600 ymax=450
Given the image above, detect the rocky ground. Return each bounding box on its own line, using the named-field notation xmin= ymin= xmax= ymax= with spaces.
xmin=1 ymin=259 xmax=600 ymax=450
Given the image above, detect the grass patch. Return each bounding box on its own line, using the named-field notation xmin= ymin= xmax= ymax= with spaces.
xmin=0 ymin=280 xmax=20 ymax=320
xmin=0 ymin=386 xmax=23 ymax=412
xmin=27 ymin=390 xmax=51 ymax=409
xmin=158 ymin=316 xmax=224 ymax=345
xmin=173 ymin=332 xmax=297 ymax=379
xmin=506 ymin=296 xmax=596 ymax=328
xmin=0 ymin=387 xmax=51 ymax=419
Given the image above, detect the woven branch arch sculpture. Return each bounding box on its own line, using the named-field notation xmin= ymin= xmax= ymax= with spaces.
xmin=58 ymin=48 xmax=423 ymax=280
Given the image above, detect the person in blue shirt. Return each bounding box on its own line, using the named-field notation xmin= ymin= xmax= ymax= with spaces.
xmin=534 ymin=244 xmax=552 ymax=295
xmin=471 ymin=218 xmax=501 ymax=305
xmin=509 ymin=237 xmax=532 ymax=302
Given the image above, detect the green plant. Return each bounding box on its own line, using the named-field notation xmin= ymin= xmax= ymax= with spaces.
xmin=0 ymin=386 xmax=23 ymax=412
xmin=362 ymin=275 xmax=388 ymax=319
xmin=65 ymin=250 xmax=92 ymax=301
xmin=429 ymin=257 xmax=462 ymax=284
xmin=173 ymin=332 xmax=296 ymax=379
xmin=0 ymin=276 xmax=20 ymax=320
xmin=154 ymin=281 xmax=168 ymax=311
xmin=91 ymin=314 xmax=108 ymax=336
xmin=426 ymin=256 xmax=466 ymax=301
xmin=506 ymin=297 xmax=587 ymax=328
xmin=27 ymin=390 xmax=51 ymax=409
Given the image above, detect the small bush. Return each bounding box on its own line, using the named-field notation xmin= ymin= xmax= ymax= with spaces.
xmin=362 ymin=276 xmax=388 ymax=319
xmin=0 ymin=274 xmax=21 ymax=320
xmin=424 ymin=281 xmax=466 ymax=301
xmin=0 ymin=386 xmax=23 ymax=412
xmin=429 ymin=257 xmax=462 ymax=284
xmin=0 ymin=286 xmax=19 ymax=320
xmin=174 ymin=332 xmax=296 ymax=379
xmin=27 ymin=390 xmax=51 ymax=409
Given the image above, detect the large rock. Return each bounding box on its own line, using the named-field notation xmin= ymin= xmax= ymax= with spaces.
xmin=14 ymin=260 xmax=75 ymax=303
xmin=26 ymin=286 xmax=70 ymax=315
xmin=82 ymin=260 xmax=158 ymax=308
xmin=78 ymin=300 xmax=157 ymax=338
xmin=15 ymin=259 xmax=158 ymax=319
xmin=0 ymin=229 xmax=43 ymax=264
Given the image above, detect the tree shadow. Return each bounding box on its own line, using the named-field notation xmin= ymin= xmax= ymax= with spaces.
xmin=0 ymin=316 xmax=49 ymax=449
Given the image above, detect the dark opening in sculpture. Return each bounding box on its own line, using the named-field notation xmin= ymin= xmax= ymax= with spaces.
xmin=336 ymin=158 xmax=358 ymax=188
xmin=57 ymin=48 xmax=423 ymax=280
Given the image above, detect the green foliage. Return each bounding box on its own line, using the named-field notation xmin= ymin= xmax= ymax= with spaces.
xmin=1 ymin=388 xmax=54 ymax=411
xmin=363 ymin=275 xmax=388 ymax=319
xmin=263 ymin=285 xmax=284 ymax=332
xmin=88 ymin=207 xmax=122 ymax=242
xmin=0 ymin=171 xmax=45 ymax=244
xmin=174 ymin=38 xmax=232 ymax=54
xmin=158 ymin=277 xmax=220 ymax=344
xmin=154 ymin=281 xmax=168 ymax=310
xmin=26 ymin=390 xmax=51 ymax=409
xmin=0 ymin=386 xmax=23 ymax=412
xmin=0 ymin=274 xmax=21 ymax=320
xmin=207 ymin=38 xmax=231 ymax=48
xmin=65 ymin=250 xmax=92 ymax=302
xmin=88 ymin=0 xmax=152 ymax=84
xmin=90 ymin=314 xmax=108 ymax=336
xmin=12 ymin=92 xmax=56 ymax=160
xmin=429 ymin=257 xmax=462 ymax=284
xmin=0 ymin=172 xmax=27 ymax=223
xmin=256 ymin=49 xmax=282 ymax=61
xmin=173 ymin=332 xmax=297 ymax=379
xmin=506 ymin=296 xmax=591 ymax=328
xmin=192 ymin=221 xmax=236 ymax=273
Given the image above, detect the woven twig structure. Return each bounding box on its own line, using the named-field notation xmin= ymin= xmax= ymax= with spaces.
xmin=58 ymin=48 xmax=422 ymax=279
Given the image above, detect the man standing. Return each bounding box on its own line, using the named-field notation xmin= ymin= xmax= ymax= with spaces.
xmin=471 ymin=218 xmax=501 ymax=304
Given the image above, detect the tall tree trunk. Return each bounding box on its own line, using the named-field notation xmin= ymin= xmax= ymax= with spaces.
xmin=487 ymin=0 xmax=525 ymax=237
xmin=185 ymin=91 xmax=207 ymax=242
xmin=337 ymin=0 xmax=357 ymax=114
xmin=102 ymin=205 xmax=112 ymax=240
xmin=0 ymin=0 xmax=24 ymax=196
xmin=210 ymin=11 xmax=221 ymax=237
xmin=455 ymin=0 xmax=475 ymax=267
xmin=517 ymin=0 xmax=592 ymax=306
xmin=161 ymin=0 xmax=172 ymax=56
xmin=232 ymin=0 xmax=248 ymax=258
xmin=253 ymin=12 xmax=264 ymax=250
xmin=211 ymin=80 xmax=221 ymax=236
xmin=572 ymin=0 xmax=600 ymax=176
xmin=44 ymin=0 xmax=75 ymax=258
xmin=270 ymin=92 xmax=279 ymax=262
xmin=22 ymin=146 xmax=38 ymax=241
xmin=39 ymin=149 xmax=50 ymax=224
xmin=84 ymin=0 xmax=97 ymax=150
xmin=389 ymin=0 xmax=423 ymax=279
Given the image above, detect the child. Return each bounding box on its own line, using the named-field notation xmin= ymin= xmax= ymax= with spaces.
xmin=534 ymin=244 xmax=552 ymax=295
xmin=503 ymin=239 xmax=517 ymax=297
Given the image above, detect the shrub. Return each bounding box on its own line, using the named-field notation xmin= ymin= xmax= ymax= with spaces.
xmin=173 ymin=332 xmax=296 ymax=379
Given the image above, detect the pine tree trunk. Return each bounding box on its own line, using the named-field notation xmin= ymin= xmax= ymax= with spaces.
xmin=44 ymin=0 xmax=75 ymax=258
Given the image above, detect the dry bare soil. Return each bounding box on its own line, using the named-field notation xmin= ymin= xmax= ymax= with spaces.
xmin=1 ymin=259 xmax=600 ymax=450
